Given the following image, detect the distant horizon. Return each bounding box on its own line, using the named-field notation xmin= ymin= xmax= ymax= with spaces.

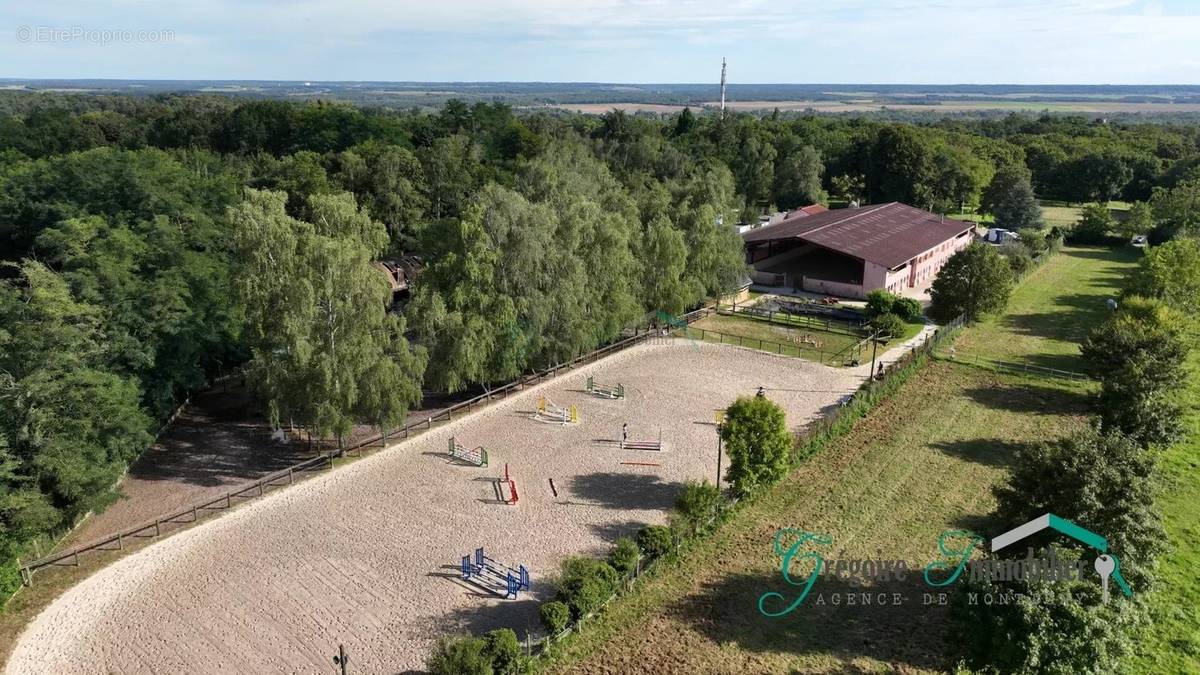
xmin=3 ymin=78 xmax=1200 ymax=87
xmin=5 ymin=78 xmax=1200 ymax=89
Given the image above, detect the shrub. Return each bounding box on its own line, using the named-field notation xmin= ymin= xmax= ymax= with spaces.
xmin=999 ymin=240 xmax=1033 ymax=277
xmin=426 ymin=634 xmax=491 ymax=675
xmin=539 ymin=600 xmax=571 ymax=635
xmin=1116 ymin=201 xmax=1153 ymax=240
xmin=891 ymin=296 xmax=922 ymax=322
xmin=636 ymin=525 xmax=673 ymax=558
xmin=869 ymin=312 xmax=905 ymax=343
xmin=720 ymin=395 xmax=792 ymax=496
xmin=609 ymin=536 xmax=640 ymax=576
xmin=1126 ymin=238 xmax=1200 ymax=316
xmin=669 ymin=480 xmax=722 ymax=536
xmin=994 ymin=427 xmax=1164 ymax=589
xmin=1016 ymin=227 xmax=1049 ymax=256
xmin=1079 ymin=297 xmax=1189 ymax=448
xmin=1070 ymin=203 xmax=1115 ymax=244
xmin=957 ymin=573 xmax=1145 ymax=674
xmin=1047 ymin=229 xmax=1065 ymax=253
xmin=864 ymin=289 xmax=896 ymax=318
xmin=483 ymin=628 xmax=521 ymax=674
xmin=557 ymin=556 xmax=620 ymax=619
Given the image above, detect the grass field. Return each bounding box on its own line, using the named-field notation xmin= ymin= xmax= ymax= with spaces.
xmin=947 ymin=201 xmax=1130 ymax=229
xmin=689 ymin=313 xmax=923 ymax=366
xmin=952 ymin=246 xmax=1141 ymax=372
xmin=1039 ymin=200 xmax=1131 ymax=229
xmin=543 ymin=361 xmax=1091 ymax=673
xmin=1127 ymin=352 xmax=1200 ymax=673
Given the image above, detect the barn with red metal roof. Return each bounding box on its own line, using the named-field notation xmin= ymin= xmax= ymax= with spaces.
xmin=741 ymin=202 xmax=976 ymax=299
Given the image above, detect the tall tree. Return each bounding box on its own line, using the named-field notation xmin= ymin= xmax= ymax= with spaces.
xmin=771 ymin=142 xmax=825 ymax=209
xmin=982 ymin=166 xmax=1044 ymax=231
xmin=231 ymin=189 xmax=424 ymax=441
xmin=1080 ymin=297 xmax=1189 ymax=447
xmin=868 ymin=125 xmax=935 ymax=206
xmin=928 ymin=243 xmax=1014 ymax=321
xmin=720 ymin=395 xmax=792 ymax=497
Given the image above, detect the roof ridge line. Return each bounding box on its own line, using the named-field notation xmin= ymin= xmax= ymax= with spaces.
xmin=798 ymin=202 xmax=891 ymax=237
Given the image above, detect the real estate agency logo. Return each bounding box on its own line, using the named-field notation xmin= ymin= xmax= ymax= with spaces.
xmin=758 ymin=513 xmax=1132 ymax=617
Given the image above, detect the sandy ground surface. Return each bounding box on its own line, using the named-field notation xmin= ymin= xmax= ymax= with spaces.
xmin=6 ymin=340 xmax=882 ymax=675
xmin=65 ymin=388 xmax=314 ymax=547
xmin=67 ymin=382 xmax=491 ymax=548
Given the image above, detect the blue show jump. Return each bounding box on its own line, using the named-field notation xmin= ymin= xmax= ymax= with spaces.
xmin=460 ymin=547 xmax=530 ymax=599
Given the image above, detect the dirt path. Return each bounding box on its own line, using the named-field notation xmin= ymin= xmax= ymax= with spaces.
xmin=66 ymin=388 xmax=314 ymax=547
xmin=6 ymin=340 xmax=864 ymax=675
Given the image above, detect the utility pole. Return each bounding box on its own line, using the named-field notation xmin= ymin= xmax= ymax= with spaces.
xmin=719 ymin=57 xmax=727 ymax=119
xmin=333 ymin=644 xmax=349 ymax=675
xmin=869 ymin=330 xmax=881 ymax=381
xmin=716 ymin=424 xmax=723 ymax=487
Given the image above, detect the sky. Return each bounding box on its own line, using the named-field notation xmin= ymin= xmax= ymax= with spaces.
xmin=2 ymin=0 xmax=1199 ymax=84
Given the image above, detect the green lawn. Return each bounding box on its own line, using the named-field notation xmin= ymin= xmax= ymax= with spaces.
xmin=543 ymin=362 xmax=1090 ymax=674
xmin=688 ymin=313 xmax=922 ymax=366
xmin=953 ymin=246 xmax=1141 ymax=372
xmin=1040 ymin=200 xmax=1131 ymax=229
xmin=689 ymin=313 xmax=863 ymax=364
xmin=1127 ymin=352 xmax=1200 ymax=673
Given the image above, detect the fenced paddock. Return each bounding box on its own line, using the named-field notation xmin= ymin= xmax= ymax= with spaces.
xmin=5 ymin=340 xmax=866 ymax=675
xmin=13 ymin=317 xmax=706 ymax=586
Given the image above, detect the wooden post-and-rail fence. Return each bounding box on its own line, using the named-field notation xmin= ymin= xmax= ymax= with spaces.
xmin=16 ymin=307 xmax=713 ymax=585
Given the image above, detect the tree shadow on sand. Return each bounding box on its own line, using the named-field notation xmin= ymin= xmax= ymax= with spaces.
xmin=398 ymin=584 xmax=543 ymax=674
xmin=567 ymin=472 xmax=685 ymax=511
xmin=587 ymin=519 xmax=650 ymax=547
xmin=670 ymin=569 xmax=960 ymax=672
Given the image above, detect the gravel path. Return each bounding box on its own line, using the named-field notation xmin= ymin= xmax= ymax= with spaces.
xmin=6 ymin=340 xmax=866 ymax=675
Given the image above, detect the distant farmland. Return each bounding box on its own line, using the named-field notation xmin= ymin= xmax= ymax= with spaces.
xmin=553 ymin=99 xmax=1200 ymax=115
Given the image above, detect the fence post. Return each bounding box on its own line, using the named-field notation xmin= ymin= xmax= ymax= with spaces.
xmin=288 ymin=468 xmax=294 ymax=484
xmin=117 ymin=533 xmax=123 ymax=550
xmin=192 ymin=506 xmax=198 ymax=521
xmin=74 ymin=551 xmax=80 ymax=567
xmin=155 ymin=520 xmax=160 ymax=536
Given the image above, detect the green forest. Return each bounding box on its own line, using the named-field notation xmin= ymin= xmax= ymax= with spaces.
xmin=2 ymin=92 xmax=1200 ymax=597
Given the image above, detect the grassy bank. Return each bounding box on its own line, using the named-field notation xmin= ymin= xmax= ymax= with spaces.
xmin=1127 ymin=351 xmax=1200 ymax=673
xmin=953 ymin=245 xmax=1140 ymax=371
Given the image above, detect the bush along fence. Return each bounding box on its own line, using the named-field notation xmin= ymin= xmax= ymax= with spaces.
xmin=12 ymin=306 xmax=713 ymax=588
xmin=450 ymin=315 xmax=970 ymax=671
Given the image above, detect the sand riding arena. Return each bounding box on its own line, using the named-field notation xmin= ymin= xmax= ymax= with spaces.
xmin=6 ymin=339 xmax=866 ymax=674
